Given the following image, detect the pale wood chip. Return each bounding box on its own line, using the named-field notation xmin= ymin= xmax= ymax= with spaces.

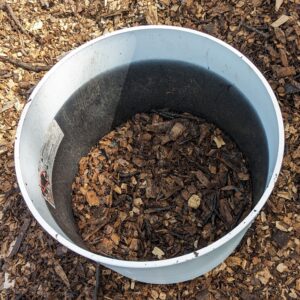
xmin=271 ymin=15 xmax=290 ymax=28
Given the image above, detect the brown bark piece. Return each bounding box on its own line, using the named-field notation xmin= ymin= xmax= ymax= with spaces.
xmin=219 ymin=198 xmax=234 ymax=225
xmin=194 ymin=170 xmax=210 ymax=187
xmin=279 ymin=49 xmax=289 ymax=67
xmin=274 ymin=66 xmax=296 ymax=77
xmin=86 ymin=190 xmax=100 ymax=206
xmin=275 ymin=28 xmax=286 ymax=44
xmin=169 ymin=122 xmax=186 ymax=140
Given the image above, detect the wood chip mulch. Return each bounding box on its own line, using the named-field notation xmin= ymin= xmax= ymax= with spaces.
xmin=0 ymin=0 xmax=300 ymax=299
xmin=72 ymin=111 xmax=252 ymax=260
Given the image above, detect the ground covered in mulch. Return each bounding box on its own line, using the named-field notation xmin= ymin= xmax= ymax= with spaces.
xmin=0 ymin=0 xmax=300 ymax=299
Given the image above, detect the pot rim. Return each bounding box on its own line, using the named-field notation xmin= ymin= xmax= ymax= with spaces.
xmin=15 ymin=25 xmax=284 ymax=268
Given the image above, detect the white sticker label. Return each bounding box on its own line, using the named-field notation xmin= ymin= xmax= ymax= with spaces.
xmin=39 ymin=120 xmax=64 ymax=208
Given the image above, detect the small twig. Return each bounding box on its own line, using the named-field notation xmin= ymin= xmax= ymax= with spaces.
xmin=0 ymin=55 xmax=51 ymax=72
xmin=170 ymin=231 xmax=187 ymax=239
xmin=100 ymin=8 xmax=128 ymax=18
xmin=8 ymin=218 xmax=31 ymax=258
xmin=119 ymin=170 xmax=140 ymax=179
xmin=240 ymin=21 xmax=270 ymax=39
xmin=93 ymin=264 xmax=103 ymax=300
xmin=151 ymin=109 xmax=203 ymax=122
xmin=5 ymin=187 xmax=20 ymax=198
xmin=189 ymin=17 xmax=211 ymax=25
xmin=178 ymin=134 xmax=200 ymax=145
xmin=144 ymin=205 xmax=174 ymax=214
xmin=3 ymin=2 xmax=28 ymax=35
xmin=0 ymin=2 xmax=43 ymax=43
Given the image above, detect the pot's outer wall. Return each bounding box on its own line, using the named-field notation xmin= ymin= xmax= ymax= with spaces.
xmin=15 ymin=26 xmax=284 ymax=284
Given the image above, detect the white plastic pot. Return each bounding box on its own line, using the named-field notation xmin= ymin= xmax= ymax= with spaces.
xmin=15 ymin=26 xmax=284 ymax=284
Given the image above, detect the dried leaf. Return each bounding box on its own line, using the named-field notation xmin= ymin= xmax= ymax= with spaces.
xmin=271 ymin=15 xmax=290 ymax=28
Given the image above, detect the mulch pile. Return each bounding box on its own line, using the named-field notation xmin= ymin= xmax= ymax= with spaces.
xmin=72 ymin=111 xmax=252 ymax=260
xmin=0 ymin=0 xmax=300 ymax=299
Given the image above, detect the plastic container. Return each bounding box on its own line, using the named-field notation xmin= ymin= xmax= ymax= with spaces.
xmin=15 ymin=26 xmax=284 ymax=284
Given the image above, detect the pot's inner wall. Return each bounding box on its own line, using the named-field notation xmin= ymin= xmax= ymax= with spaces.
xmin=50 ymin=60 xmax=269 ymax=246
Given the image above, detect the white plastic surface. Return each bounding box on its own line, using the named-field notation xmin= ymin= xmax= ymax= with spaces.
xmin=15 ymin=26 xmax=284 ymax=284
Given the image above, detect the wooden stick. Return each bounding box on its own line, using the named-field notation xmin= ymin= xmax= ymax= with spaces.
xmin=1 ymin=2 xmax=27 ymax=35
xmin=100 ymin=8 xmax=128 ymax=18
xmin=0 ymin=55 xmax=51 ymax=72
xmin=0 ymin=2 xmax=42 ymax=43
xmin=240 ymin=21 xmax=269 ymax=39
xmin=8 ymin=218 xmax=31 ymax=258
xmin=93 ymin=264 xmax=103 ymax=300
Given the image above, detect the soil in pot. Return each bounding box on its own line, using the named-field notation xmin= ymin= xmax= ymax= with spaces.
xmin=71 ymin=110 xmax=252 ymax=260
